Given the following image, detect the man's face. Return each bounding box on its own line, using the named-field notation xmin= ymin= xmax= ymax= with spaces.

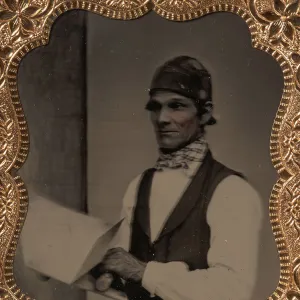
xmin=146 ymin=91 xmax=201 ymax=151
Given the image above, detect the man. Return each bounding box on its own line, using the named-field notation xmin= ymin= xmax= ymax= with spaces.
xmin=91 ymin=56 xmax=263 ymax=300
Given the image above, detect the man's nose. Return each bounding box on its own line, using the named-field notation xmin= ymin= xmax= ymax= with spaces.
xmin=157 ymin=109 xmax=171 ymax=124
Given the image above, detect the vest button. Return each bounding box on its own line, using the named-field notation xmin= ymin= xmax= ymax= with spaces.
xmin=148 ymin=247 xmax=155 ymax=258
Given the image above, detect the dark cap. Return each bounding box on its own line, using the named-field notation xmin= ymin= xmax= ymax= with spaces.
xmin=149 ymin=56 xmax=216 ymax=125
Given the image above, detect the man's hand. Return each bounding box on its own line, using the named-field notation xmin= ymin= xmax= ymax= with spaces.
xmin=100 ymin=247 xmax=147 ymax=282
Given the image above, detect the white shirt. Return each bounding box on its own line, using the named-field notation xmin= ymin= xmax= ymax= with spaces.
xmin=112 ymin=162 xmax=263 ymax=300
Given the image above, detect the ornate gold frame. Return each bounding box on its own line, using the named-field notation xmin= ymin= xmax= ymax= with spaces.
xmin=0 ymin=0 xmax=299 ymax=299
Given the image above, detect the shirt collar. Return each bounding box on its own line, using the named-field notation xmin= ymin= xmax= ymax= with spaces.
xmin=184 ymin=161 xmax=201 ymax=177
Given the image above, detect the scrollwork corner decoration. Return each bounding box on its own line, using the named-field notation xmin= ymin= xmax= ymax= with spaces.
xmin=0 ymin=0 xmax=299 ymax=299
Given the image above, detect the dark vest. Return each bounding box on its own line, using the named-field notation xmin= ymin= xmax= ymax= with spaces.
xmin=124 ymin=150 xmax=243 ymax=300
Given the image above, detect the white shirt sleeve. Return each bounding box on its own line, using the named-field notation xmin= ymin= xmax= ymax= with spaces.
xmin=109 ymin=175 xmax=142 ymax=251
xmin=141 ymin=175 xmax=263 ymax=300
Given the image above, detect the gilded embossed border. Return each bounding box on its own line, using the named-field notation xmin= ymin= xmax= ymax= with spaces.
xmin=0 ymin=0 xmax=299 ymax=299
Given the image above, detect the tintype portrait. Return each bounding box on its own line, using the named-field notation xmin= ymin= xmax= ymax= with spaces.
xmin=1 ymin=1 xmax=300 ymax=300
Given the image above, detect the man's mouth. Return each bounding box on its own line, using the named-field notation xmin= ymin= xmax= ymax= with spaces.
xmin=157 ymin=130 xmax=178 ymax=135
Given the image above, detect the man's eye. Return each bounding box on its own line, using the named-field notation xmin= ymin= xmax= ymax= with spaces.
xmin=169 ymin=102 xmax=185 ymax=109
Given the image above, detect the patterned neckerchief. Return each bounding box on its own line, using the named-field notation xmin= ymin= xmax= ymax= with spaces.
xmin=154 ymin=136 xmax=208 ymax=171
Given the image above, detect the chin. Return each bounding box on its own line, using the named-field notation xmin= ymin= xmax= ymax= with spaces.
xmin=158 ymin=139 xmax=182 ymax=152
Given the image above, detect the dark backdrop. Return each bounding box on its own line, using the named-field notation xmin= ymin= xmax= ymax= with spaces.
xmin=15 ymin=10 xmax=87 ymax=300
